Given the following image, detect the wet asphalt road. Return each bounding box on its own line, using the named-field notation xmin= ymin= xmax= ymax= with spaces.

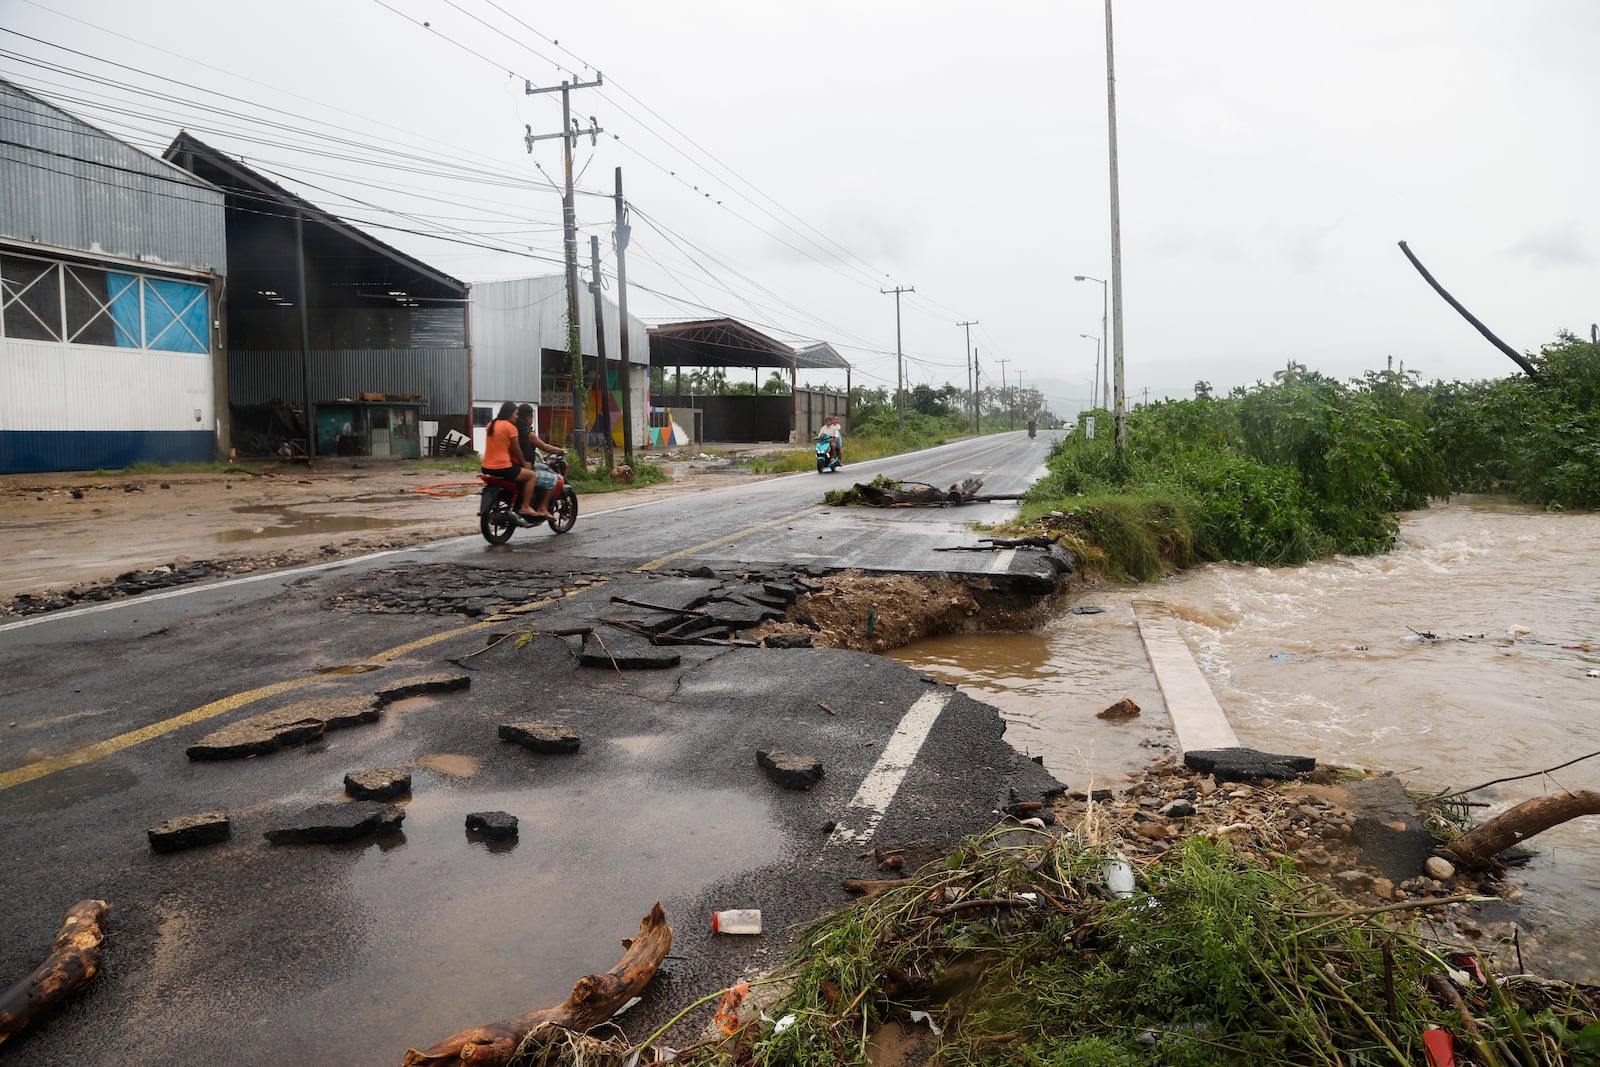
xmin=0 ymin=432 xmax=1066 ymax=1065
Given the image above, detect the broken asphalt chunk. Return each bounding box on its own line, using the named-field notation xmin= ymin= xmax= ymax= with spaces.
xmin=763 ymin=633 xmax=814 ymax=649
xmin=264 ymin=801 xmax=404 ymax=845
xmin=757 ymin=749 xmax=824 ymax=791
xmin=1097 ymin=698 xmax=1141 ymax=720
xmin=499 ymin=720 xmax=581 ymax=754
xmin=374 ymin=672 xmax=471 ymax=704
xmin=148 ymin=812 xmax=231 ymax=853
xmin=704 ymin=602 xmax=777 ymax=630
xmin=1184 ymin=746 xmax=1317 ymax=782
xmin=186 ymin=711 xmax=325 ymax=761
xmin=465 ymin=811 xmax=519 ymax=839
xmin=579 ymin=634 xmax=681 ymax=669
xmin=344 ymin=767 xmax=412 ymax=800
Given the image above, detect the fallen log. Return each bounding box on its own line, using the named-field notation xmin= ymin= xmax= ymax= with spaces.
xmin=935 ymin=535 xmax=1060 ymax=552
xmin=403 ymin=903 xmax=673 ymax=1067
xmin=1443 ymin=790 xmax=1600 ymax=868
xmin=855 ymin=477 xmax=985 ymax=508
xmin=0 ymin=899 xmax=110 ymax=1047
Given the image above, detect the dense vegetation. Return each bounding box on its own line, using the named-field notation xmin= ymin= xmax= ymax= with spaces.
xmin=1025 ymin=333 xmax=1600 ymax=579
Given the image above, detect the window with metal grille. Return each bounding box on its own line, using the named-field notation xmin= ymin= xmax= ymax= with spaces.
xmin=1 ymin=256 xmax=62 ymax=342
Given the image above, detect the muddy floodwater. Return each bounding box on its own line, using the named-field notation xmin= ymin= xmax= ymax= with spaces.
xmin=893 ymin=496 xmax=1600 ymax=981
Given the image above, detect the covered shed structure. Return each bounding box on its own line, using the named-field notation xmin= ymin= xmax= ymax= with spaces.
xmin=647 ymin=319 xmax=851 ymax=444
xmin=164 ymin=132 xmax=470 ymax=458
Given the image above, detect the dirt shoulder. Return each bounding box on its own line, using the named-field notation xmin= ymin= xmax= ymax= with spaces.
xmin=0 ymin=456 xmax=774 ymax=614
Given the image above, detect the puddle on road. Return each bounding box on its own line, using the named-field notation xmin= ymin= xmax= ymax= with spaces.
xmin=412 ymin=752 xmax=482 ymax=778
xmin=215 ymin=505 xmax=418 ymax=542
xmin=249 ymin=782 xmax=779 ymax=1065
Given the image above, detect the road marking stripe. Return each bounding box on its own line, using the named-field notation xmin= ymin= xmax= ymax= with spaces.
xmin=988 ymin=548 xmax=1018 ymax=574
xmin=0 ymin=583 xmax=604 ymax=793
xmin=826 ymin=689 xmax=953 ymax=849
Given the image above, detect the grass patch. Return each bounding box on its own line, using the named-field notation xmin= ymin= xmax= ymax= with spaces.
xmin=655 ymin=831 xmax=1600 ymax=1067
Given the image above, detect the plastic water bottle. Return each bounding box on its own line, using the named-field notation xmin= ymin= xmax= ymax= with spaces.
xmin=1102 ymin=853 xmax=1136 ymax=898
xmin=711 ymin=909 xmax=762 ymax=934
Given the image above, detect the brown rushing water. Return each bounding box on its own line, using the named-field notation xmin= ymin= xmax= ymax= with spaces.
xmin=892 ymin=496 xmax=1600 ymax=981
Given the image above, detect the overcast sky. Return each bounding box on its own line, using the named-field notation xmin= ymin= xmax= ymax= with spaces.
xmin=4 ymin=0 xmax=1595 ymax=415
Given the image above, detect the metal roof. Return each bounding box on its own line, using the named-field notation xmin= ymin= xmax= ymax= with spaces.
xmin=648 ymin=318 xmax=849 ymax=371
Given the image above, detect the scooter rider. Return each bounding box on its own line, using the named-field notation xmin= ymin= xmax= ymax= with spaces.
xmin=820 ymin=415 xmax=843 ymax=467
xmin=515 ymin=403 xmax=566 ymax=520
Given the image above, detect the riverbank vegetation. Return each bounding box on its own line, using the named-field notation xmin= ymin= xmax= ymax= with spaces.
xmin=648 ymin=826 xmax=1600 ymax=1067
xmin=1024 ymin=333 xmax=1600 ymax=580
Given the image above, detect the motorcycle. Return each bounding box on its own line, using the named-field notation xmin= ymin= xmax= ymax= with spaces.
xmin=1028 ymin=421 xmax=1037 ymax=439
xmin=478 ymin=453 xmax=578 ymax=544
xmin=815 ymin=431 xmax=841 ymax=473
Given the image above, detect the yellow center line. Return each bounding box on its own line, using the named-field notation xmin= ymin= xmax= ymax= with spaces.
xmin=0 ymin=583 xmax=607 ymax=794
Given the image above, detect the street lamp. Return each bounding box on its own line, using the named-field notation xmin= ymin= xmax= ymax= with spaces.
xmin=1074 ymin=275 xmax=1109 ymax=412
xmin=1079 ymin=333 xmax=1101 ymax=411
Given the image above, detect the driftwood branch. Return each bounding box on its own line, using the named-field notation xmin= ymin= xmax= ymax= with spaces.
xmin=1429 ymin=749 xmax=1600 ymax=801
xmin=1443 ymin=790 xmax=1600 ymax=868
xmin=1397 ymin=241 xmax=1539 ymax=379
xmin=403 ymin=903 xmax=673 ymax=1066
xmin=935 ymin=535 xmax=1060 ymax=553
xmin=0 ymin=899 xmax=110 ymax=1046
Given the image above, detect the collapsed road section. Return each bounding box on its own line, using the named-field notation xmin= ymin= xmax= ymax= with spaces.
xmin=0 ymin=559 xmax=1066 ymax=1066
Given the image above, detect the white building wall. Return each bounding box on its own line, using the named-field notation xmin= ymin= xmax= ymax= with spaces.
xmin=469 ymin=274 xmax=652 ymax=450
xmin=1 ymin=339 xmax=212 ymax=432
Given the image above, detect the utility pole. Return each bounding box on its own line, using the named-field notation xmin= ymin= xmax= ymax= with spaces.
xmin=997 ymin=357 xmax=1011 ymax=431
xmin=1102 ymin=0 xmax=1127 ymax=461
xmin=613 ymin=168 xmax=634 ymax=464
xmin=956 ymin=319 xmax=978 ymax=435
xmin=588 ymin=234 xmax=615 ymax=469
xmin=973 ymin=349 xmax=981 ymax=432
xmin=1017 ymin=371 xmax=1025 ymax=425
xmin=526 ymin=74 xmax=602 ymax=465
xmin=881 ymin=285 xmax=914 ymax=432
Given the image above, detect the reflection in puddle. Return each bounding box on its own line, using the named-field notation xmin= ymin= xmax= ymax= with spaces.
xmin=413 ymin=753 xmax=481 ymax=777
xmin=248 ymin=784 xmax=779 ymax=1065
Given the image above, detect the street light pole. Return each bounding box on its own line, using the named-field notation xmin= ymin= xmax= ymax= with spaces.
xmin=1074 ymin=275 xmax=1109 ymax=412
xmin=1103 ymin=0 xmax=1127 ymax=460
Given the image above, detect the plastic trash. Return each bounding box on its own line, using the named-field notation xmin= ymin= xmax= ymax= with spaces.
xmin=1102 ymin=852 xmax=1136 ymax=898
xmin=713 ymin=982 xmax=751 ymax=1034
xmin=1423 ymin=1027 xmax=1455 ymax=1067
xmin=772 ymin=1014 xmax=796 ymax=1034
xmin=1268 ymin=652 xmax=1290 ymax=660
xmin=712 ymin=909 xmax=762 ymax=934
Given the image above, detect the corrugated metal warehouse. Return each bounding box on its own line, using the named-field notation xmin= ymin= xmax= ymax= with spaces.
xmin=0 ymin=78 xmax=228 ymax=474
xmin=469 ymin=274 xmax=650 ymax=451
xmin=164 ymin=132 xmax=470 ymax=458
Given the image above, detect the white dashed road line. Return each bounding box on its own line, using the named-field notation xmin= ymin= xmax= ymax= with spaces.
xmin=825 ymin=689 xmax=954 ymax=849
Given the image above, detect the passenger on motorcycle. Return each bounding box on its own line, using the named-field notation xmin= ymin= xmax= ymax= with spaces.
xmin=481 ymin=401 xmax=552 ymax=522
xmin=515 ymin=403 xmax=566 ymax=518
xmin=820 ymin=415 xmax=843 ymax=467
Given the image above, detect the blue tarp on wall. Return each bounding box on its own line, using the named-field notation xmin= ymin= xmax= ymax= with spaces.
xmin=0 ymin=430 xmax=213 ymax=474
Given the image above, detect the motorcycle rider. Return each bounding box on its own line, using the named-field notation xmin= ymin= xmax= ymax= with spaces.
xmin=514 ymin=403 xmax=566 ymax=520
xmin=1027 ymin=415 xmax=1037 ymax=438
xmin=481 ymin=401 xmax=543 ymax=520
xmin=820 ymin=415 xmax=843 ymax=467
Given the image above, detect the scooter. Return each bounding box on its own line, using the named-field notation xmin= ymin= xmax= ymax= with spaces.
xmin=478 ymin=453 xmax=578 ymax=544
xmin=815 ymin=432 xmax=841 ymax=473
xmin=1028 ymin=421 xmax=1037 ymax=439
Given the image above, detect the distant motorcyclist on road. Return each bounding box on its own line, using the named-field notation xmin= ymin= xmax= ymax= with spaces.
xmin=820 ymin=415 xmax=843 ymax=467
xmin=1027 ymin=416 xmax=1037 ymax=438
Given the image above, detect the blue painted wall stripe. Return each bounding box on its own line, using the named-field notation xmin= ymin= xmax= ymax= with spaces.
xmin=0 ymin=431 xmax=214 ymax=474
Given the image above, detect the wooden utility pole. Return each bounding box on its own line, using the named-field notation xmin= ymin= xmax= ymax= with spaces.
xmin=881 ymin=285 xmax=914 ymax=432
xmin=588 ymin=234 xmax=615 ymax=469
xmin=957 ymin=319 xmax=978 ymax=434
xmin=614 ymin=168 xmax=634 ymax=463
xmin=526 ymin=75 xmax=602 ymax=464
xmin=997 ymin=357 xmax=1011 ymax=431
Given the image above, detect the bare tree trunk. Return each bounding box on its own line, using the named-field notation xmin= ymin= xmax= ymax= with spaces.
xmin=0 ymin=899 xmax=110 ymax=1046
xmin=1444 ymin=790 xmax=1600 ymax=868
xmin=403 ymin=903 xmax=672 ymax=1066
